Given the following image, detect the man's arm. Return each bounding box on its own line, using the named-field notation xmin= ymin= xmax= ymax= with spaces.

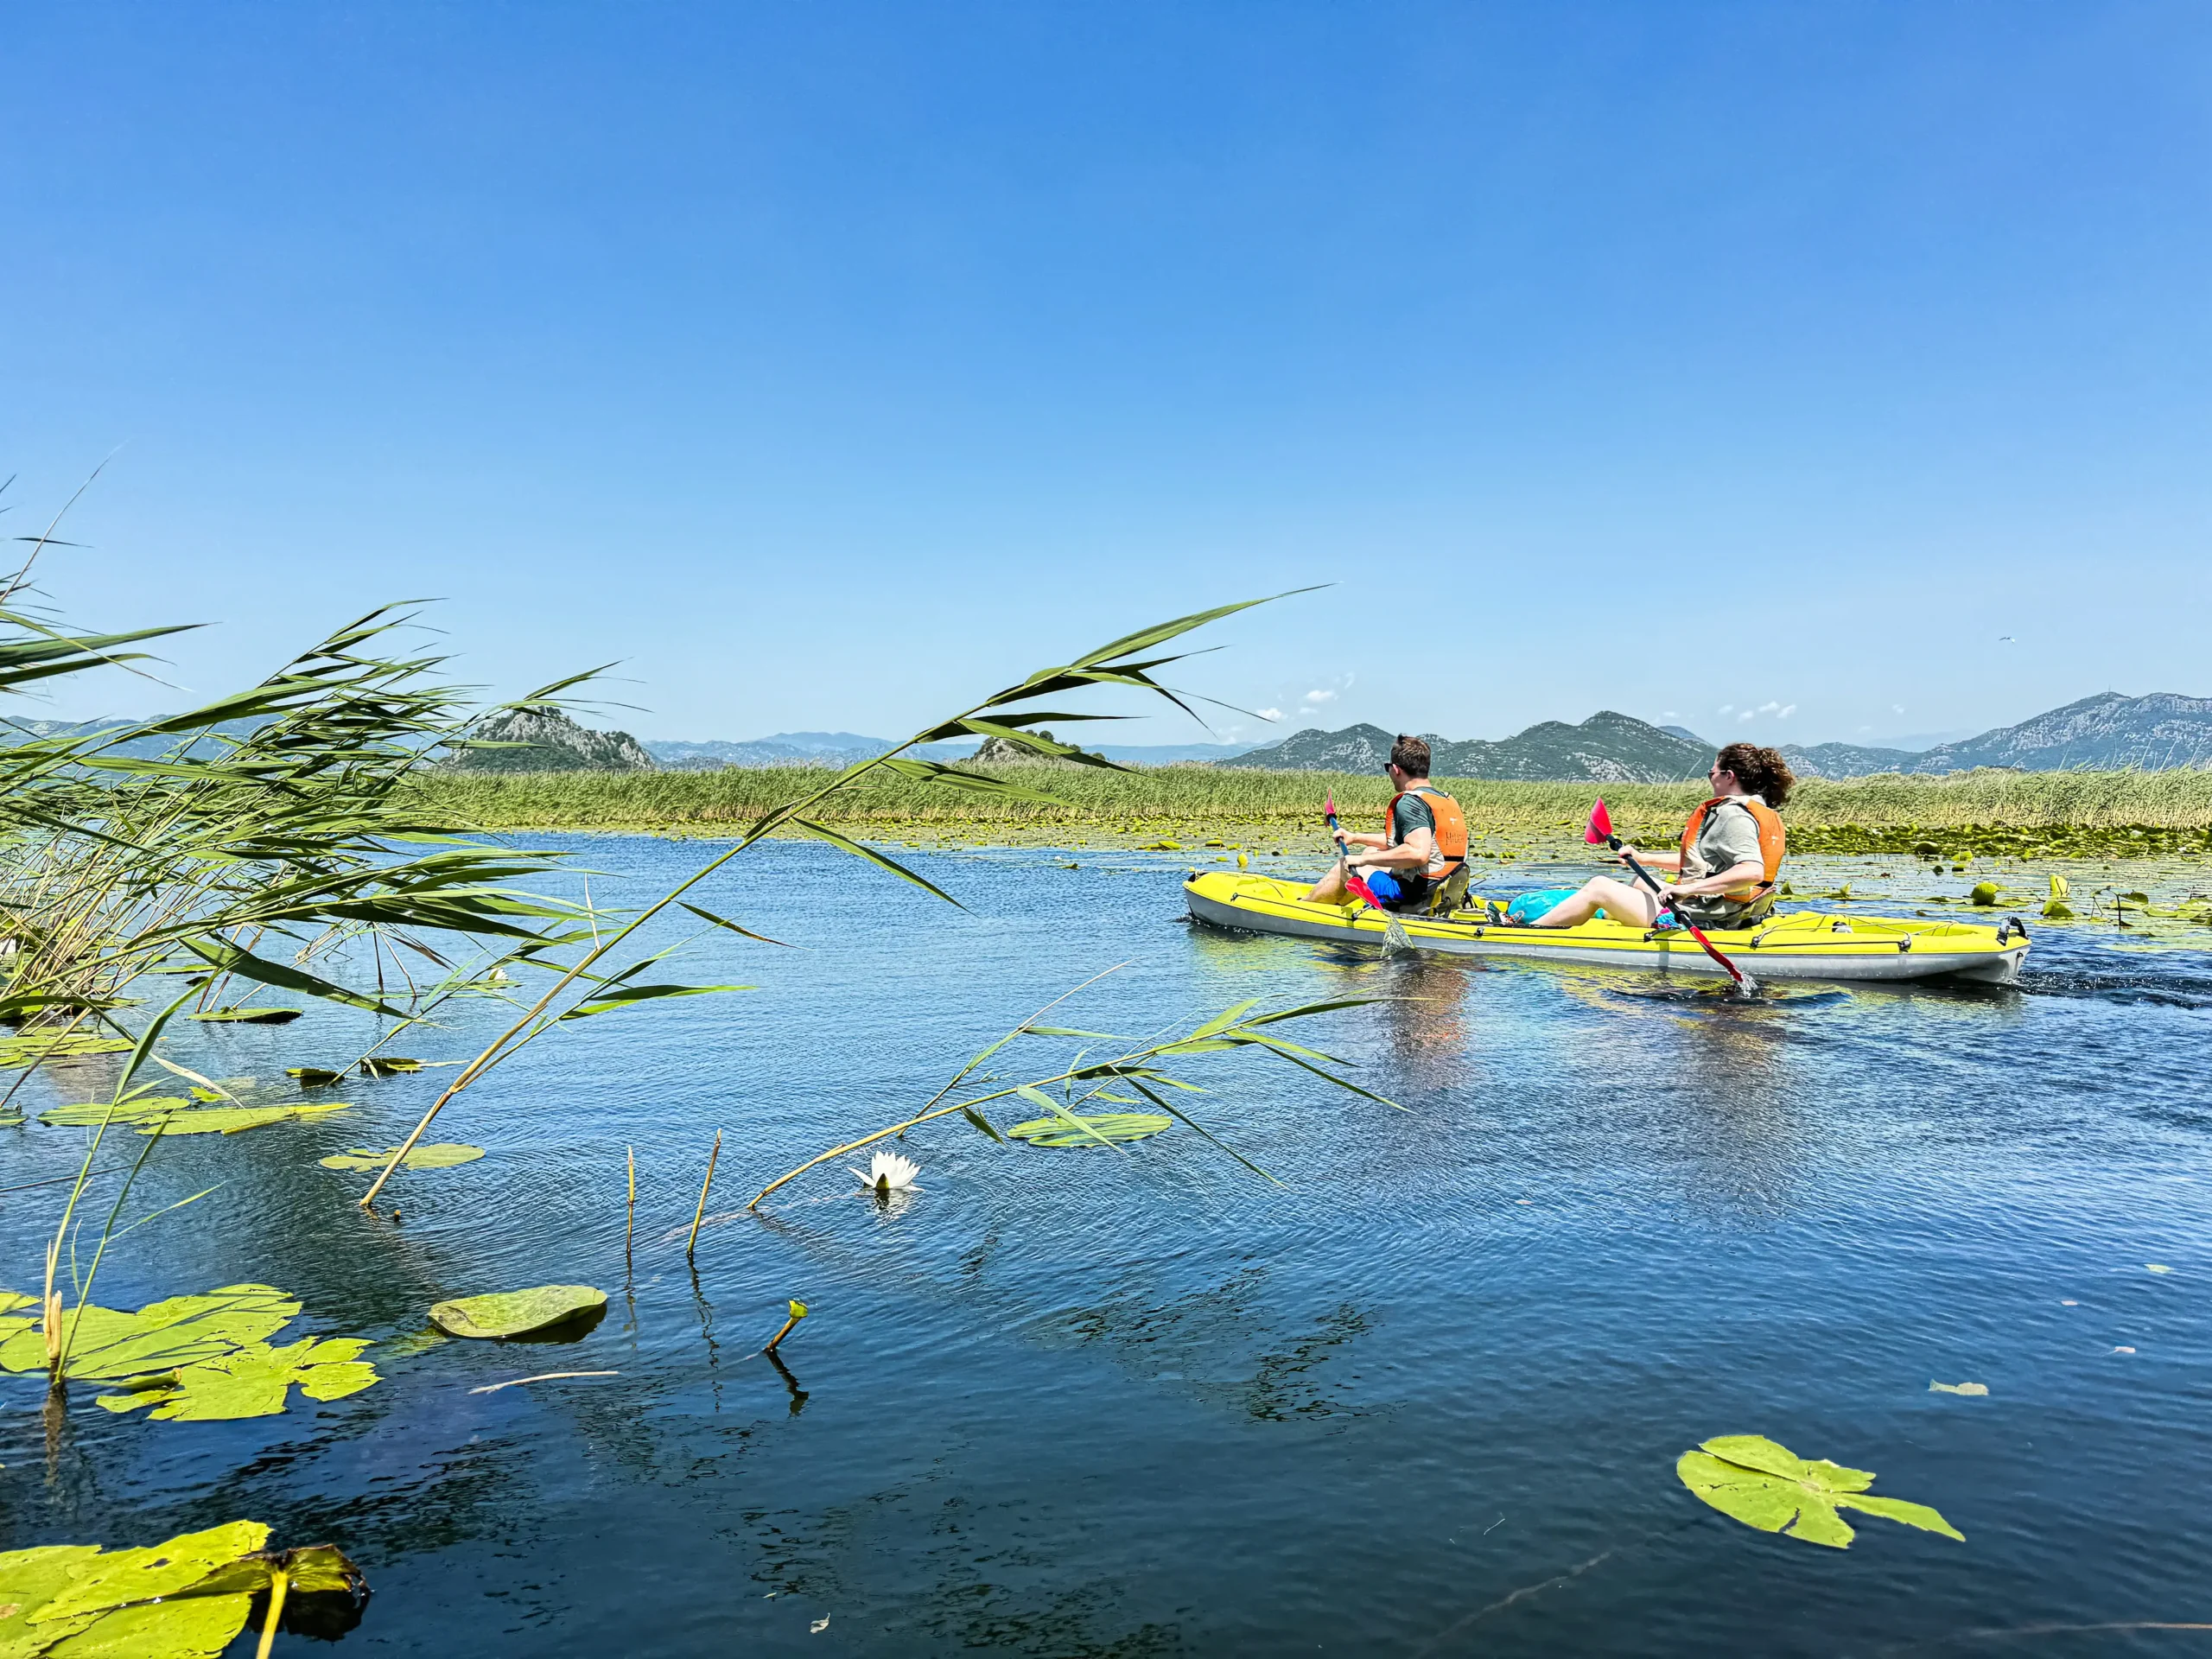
xmin=1355 ymin=827 xmax=1435 ymax=872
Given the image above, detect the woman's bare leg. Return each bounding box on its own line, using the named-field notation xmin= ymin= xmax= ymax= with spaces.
xmin=1529 ymin=876 xmax=1662 ymax=928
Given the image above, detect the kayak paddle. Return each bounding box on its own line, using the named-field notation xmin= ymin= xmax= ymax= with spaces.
xmin=1325 ymin=792 xmax=1414 ymax=952
xmin=1586 ymin=798 xmax=1758 ymax=994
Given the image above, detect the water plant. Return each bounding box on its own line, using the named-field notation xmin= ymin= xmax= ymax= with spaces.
xmin=0 ymin=1522 xmax=365 ymax=1657
xmin=429 ymin=1285 xmax=608 ymax=1339
xmin=1677 ymin=1434 xmax=1962 ymax=1548
xmin=748 ymin=978 xmax=1390 ymax=1208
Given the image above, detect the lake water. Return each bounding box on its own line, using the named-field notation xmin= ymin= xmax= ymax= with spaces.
xmin=4 ymin=836 xmax=2211 ymax=1656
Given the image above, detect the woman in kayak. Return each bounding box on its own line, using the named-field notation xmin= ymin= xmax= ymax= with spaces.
xmin=1525 ymin=743 xmax=1793 ymax=931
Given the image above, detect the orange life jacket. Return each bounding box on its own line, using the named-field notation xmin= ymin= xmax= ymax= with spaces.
xmin=1680 ymin=796 xmax=1786 ymax=899
xmin=1389 ymin=785 xmax=1468 ymax=882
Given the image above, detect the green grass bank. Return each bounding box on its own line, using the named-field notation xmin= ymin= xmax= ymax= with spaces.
xmin=414 ymin=766 xmax=2212 ymax=859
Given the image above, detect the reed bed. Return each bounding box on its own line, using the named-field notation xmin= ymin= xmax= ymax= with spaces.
xmin=413 ymin=765 xmax=2212 ymax=854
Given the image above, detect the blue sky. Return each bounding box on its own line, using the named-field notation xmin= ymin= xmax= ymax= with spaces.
xmin=4 ymin=3 xmax=2207 ymax=749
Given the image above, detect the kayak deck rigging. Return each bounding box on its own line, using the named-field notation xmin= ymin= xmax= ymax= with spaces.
xmin=1183 ymin=872 xmax=2028 ymax=985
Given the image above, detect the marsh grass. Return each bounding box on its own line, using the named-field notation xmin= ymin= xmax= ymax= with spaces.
xmin=415 ymin=765 xmax=2212 ymax=856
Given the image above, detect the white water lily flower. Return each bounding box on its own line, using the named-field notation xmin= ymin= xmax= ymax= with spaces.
xmin=847 ymin=1150 xmax=920 ymax=1193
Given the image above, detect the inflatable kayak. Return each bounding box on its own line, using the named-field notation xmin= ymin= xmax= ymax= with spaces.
xmin=1184 ymin=872 xmax=2029 ymax=985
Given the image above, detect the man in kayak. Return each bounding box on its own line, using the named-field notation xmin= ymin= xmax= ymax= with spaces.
xmin=1306 ymin=734 xmax=1468 ymax=912
xmin=1524 ymin=743 xmax=1793 ymax=930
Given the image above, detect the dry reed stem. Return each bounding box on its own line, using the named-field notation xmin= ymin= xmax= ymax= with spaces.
xmin=625 ymin=1145 xmax=636 ymax=1269
xmin=685 ymin=1130 xmax=721 ymax=1259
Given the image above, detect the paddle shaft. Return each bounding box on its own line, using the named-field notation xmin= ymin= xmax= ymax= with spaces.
xmin=1608 ymin=837 xmax=1754 ymax=990
xmin=1325 ymin=804 xmax=1389 ymax=916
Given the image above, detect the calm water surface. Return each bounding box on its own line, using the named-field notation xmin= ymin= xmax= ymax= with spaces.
xmin=4 ymin=837 xmax=2210 ymax=1656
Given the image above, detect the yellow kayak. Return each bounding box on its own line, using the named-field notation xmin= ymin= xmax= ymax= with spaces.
xmin=1184 ymin=872 xmax=2030 ymax=985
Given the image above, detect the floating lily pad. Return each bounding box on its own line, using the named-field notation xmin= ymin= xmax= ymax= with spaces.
xmin=286 ymin=1066 xmax=345 ymax=1087
xmin=38 ymin=1099 xmax=353 ymax=1135
xmin=96 ymin=1335 xmax=378 ymax=1421
xmin=0 ymin=1032 xmax=133 ymax=1070
xmin=188 ymin=1007 xmax=302 ymax=1024
xmin=38 ymin=1096 xmax=193 ymax=1127
xmin=1006 ymin=1111 xmax=1172 ymax=1147
xmin=319 ymin=1143 xmax=485 ymax=1172
xmin=0 ymin=1283 xmax=300 ymax=1382
xmin=1676 ymin=1434 xmax=1962 ymax=1549
xmin=0 ymin=1523 xmax=365 ymax=1657
xmin=359 ymin=1057 xmax=423 ymax=1077
xmin=429 ymin=1285 xmax=607 ymax=1339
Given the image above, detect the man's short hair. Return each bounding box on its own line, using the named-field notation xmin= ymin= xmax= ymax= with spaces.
xmin=1389 ymin=734 xmax=1431 ymax=775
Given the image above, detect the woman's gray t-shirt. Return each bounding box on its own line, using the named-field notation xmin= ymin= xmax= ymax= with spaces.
xmin=1675 ymin=799 xmax=1771 ymax=926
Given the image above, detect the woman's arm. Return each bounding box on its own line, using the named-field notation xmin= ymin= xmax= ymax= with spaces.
xmin=1670 ymin=858 xmax=1764 ymax=898
xmin=1618 ymin=846 xmax=1684 ymax=874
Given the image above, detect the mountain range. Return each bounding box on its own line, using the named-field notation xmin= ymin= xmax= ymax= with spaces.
xmin=1221 ymin=692 xmax=2212 ymax=780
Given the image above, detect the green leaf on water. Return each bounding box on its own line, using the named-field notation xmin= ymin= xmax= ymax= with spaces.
xmin=187 ymin=1007 xmax=302 ymax=1024
xmin=1006 ymin=1111 xmax=1173 ymax=1147
xmin=95 ymin=1336 xmax=378 ymax=1421
xmin=358 ymin=1057 xmax=423 ymax=1076
xmin=0 ymin=1032 xmax=133 ymax=1070
xmin=318 ymin=1143 xmax=485 ymax=1171
xmin=0 ymin=1524 xmax=365 ymax=1659
xmin=37 ymin=1097 xmax=193 ymax=1127
xmin=38 ymin=1100 xmax=352 ymax=1135
xmin=1676 ymin=1434 xmax=1963 ymax=1549
xmin=429 ymin=1285 xmax=607 ymax=1339
xmin=958 ymin=1105 xmax=1001 ymax=1141
xmin=286 ymin=1066 xmax=344 ymax=1087
xmin=0 ymin=1283 xmax=301 ymax=1382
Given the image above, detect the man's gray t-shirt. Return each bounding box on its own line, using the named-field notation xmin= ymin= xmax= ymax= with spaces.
xmin=1675 ymin=798 xmax=1770 ymax=926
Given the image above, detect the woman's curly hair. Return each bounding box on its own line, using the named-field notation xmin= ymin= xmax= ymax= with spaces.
xmin=1715 ymin=742 xmax=1795 ymax=810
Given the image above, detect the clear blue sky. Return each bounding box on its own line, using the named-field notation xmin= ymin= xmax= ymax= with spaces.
xmin=5 ymin=3 xmax=2207 ymax=750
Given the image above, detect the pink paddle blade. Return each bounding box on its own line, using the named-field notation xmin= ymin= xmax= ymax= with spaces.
xmin=1323 ymin=792 xmax=1337 ymax=818
xmin=1586 ymin=799 xmax=1613 ymax=844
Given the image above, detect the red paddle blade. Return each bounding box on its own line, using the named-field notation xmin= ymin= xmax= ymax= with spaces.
xmin=1586 ymin=798 xmax=1613 ymax=844
xmin=1344 ymin=870 xmax=1382 ymax=909
xmin=1323 ymin=792 xmax=1337 ymax=817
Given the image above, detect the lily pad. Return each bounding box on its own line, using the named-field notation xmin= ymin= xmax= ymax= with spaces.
xmin=319 ymin=1143 xmax=485 ymax=1172
xmin=285 ymin=1066 xmax=344 ymax=1087
xmin=358 ymin=1057 xmax=423 ymax=1077
xmin=1676 ymin=1434 xmax=1962 ymax=1549
xmin=188 ymin=1007 xmax=302 ymax=1024
xmin=429 ymin=1285 xmax=607 ymax=1339
xmin=0 ymin=1283 xmax=300 ymax=1382
xmin=0 ymin=1033 xmax=133 ymax=1070
xmin=1006 ymin=1111 xmax=1172 ymax=1147
xmin=38 ymin=1100 xmax=352 ymax=1135
xmin=96 ymin=1335 xmax=378 ymax=1421
xmin=0 ymin=1524 xmax=365 ymax=1658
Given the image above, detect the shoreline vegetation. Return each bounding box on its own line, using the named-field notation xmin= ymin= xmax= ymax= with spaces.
xmin=413 ymin=765 xmax=2212 ymax=859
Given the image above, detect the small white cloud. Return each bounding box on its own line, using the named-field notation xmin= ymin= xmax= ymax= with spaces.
xmin=1892 ymin=704 xmax=1905 ymax=715
xmin=1778 ymin=703 xmax=1796 ymax=719
xmin=1661 ymin=711 xmax=1679 ymax=720
xmin=1255 ymin=707 xmax=1282 ymax=721
xmin=1344 ymin=673 xmax=1357 ymax=689
xmin=1738 ymin=709 xmax=1758 ymax=722
xmin=1717 ymin=704 xmax=1734 ymax=715
xmin=1302 ymin=689 xmax=1336 ymax=705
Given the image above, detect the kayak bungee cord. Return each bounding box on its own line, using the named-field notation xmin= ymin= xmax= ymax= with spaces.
xmin=1324 ymin=791 xmax=1415 ymax=953
xmin=1586 ymin=798 xmax=1759 ymax=995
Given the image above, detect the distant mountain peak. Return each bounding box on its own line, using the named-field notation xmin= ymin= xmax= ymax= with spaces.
xmin=1221 ymin=713 xmax=1707 ymax=781
xmin=450 ymin=707 xmax=655 ymax=773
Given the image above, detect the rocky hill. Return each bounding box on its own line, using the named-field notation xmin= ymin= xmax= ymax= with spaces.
xmin=450 ymin=708 xmax=655 ymax=772
xmin=1777 ymin=693 xmax=2212 ymax=778
xmin=1221 ymin=713 xmax=1708 ymax=781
